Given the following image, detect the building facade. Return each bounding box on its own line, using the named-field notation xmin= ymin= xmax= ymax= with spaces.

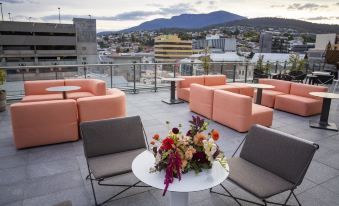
xmin=192 ymin=36 xmax=236 ymax=52
xmin=0 ymin=18 xmax=97 ymax=67
xmin=154 ymin=35 xmax=192 ymax=63
xmin=259 ymin=32 xmax=289 ymax=53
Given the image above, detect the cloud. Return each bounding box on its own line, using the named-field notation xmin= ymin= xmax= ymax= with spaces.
xmin=336 ymin=2 xmax=339 ymax=6
xmin=287 ymin=3 xmax=328 ymax=10
xmin=270 ymin=5 xmax=285 ymax=8
xmin=41 ymin=3 xmax=197 ymax=22
xmin=196 ymin=0 xmax=203 ymax=5
xmin=2 ymin=0 xmax=34 ymax=3
xmin=305 ymin=16 xmax=339 ymax=20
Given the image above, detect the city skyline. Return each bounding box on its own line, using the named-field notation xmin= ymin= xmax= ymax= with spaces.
xmin=1 ymin=0 xmax=339 ymax=31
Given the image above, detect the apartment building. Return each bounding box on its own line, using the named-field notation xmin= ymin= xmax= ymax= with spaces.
xmin=259 ymin=32 xmax=289 ymax=53
xmin=154 ymin=35 xmax=192 ymax=63
xmin=193 ymin=35 xmax=236 ymax=52
xmin=0 ymin=18 xmax=97 ymax=67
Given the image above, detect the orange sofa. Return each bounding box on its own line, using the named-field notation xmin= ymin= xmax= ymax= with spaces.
xmin=189 ymin=84 xmax=215 ymax=119
xmin=274 ymin=83 xmax=328 ymax=116
xmin=177 ymin=75 xmax=253 ymax=102
xmin=22 ymin=79 xmax=106 ymax=102
xmin=253 ymin=79 xmax=292 ymax=108
xmin=213 ymin=90 xmax=273 ymax=132
xmin=10 ymin=100 xmax=79 ymax=149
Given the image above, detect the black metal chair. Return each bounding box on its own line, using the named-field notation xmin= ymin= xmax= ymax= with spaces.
xmin=289 ymin=71 xmax=307 ymax=83
xmin=210 ymin=124 xmax=319 ymax=206
xmin=253 ymin=69 xmax=269 ymax=82
xmin=314 ymin=74 xmax=335 ymax=86
xmin=80 ymin=116 xmax=150 ymax=206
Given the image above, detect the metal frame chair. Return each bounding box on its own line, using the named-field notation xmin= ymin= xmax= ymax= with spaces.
xmin=210 ymin=125 xmax=319 ymax=206
xmin=80 ymin=116 xmax=151 ymax=206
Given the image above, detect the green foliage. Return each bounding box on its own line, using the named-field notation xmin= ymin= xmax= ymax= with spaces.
xmin=178 ymin=32 xmax=192 ymax=40
xmin=255 ymin=55 xmax=264 ymax=71
xmin=199 ymin=48 xmax=212 ymax=74
xmin=288 ymin=53 xmax=305 ymax=72
xmin=244 ymin=31 xmax=259 ymax=42
xmin=0 ymin=69 xmax=6 ymax=89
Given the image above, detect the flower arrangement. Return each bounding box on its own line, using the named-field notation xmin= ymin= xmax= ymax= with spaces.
xmin=150 ymin=115 xmax=227 ymax=195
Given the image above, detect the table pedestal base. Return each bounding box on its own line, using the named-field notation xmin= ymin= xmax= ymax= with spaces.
xmin=309 ymin=120 xmax=338 ymax=131
xmin=162 ymin=99 xmax=184 ymax=104
xmin=170 ymin=192 xmax=188 ymax=206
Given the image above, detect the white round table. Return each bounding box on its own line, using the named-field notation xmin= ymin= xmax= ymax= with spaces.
xmin=309 ymin=92 xmax=339 ymax=131
xmin=248 ymin=83 xmax=275 ymax=105
xmin=161 ymin=77 xmax=184 ymax=104
xmin=46 ymin=86 xmax=81 ymax=99
xmin=132 ymin=150 xmax=228 ymax=206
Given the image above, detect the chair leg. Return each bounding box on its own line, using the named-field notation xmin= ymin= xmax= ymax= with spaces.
xmin=282 ymin=190 xmax=293 ymax=206
xmin=292 ymin=191 xmax=302 ymax=206
xmin=219 ymin=184 xmax=243 ymax=206
xmin=88 ymin=170 xmax=99 ymax=206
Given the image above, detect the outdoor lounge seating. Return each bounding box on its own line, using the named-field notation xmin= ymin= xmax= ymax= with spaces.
xmin=177 ymin=75 xmax=253 ymax=102
xmin=274 ymin=83 xmax=328 ymax=116
xmin=213 ymin=90 xmax=273 ymax=132
xmin=80 ymin=116 xmax=149 ymax=206
xmin=189 ymin=84 xmax=215 ymax=119
xmin=210 ymin=124 xmax=319 ymax=206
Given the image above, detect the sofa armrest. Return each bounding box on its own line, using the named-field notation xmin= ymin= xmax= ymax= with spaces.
xmin=77 ymin=89 xmax=126 ymax=122
xmin=89 ymin=79 xmax=106 ymax=96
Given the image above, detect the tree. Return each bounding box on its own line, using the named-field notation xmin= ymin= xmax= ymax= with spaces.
xmin=288 ymin=53 xmax=305 ymax=72
xmin=199 ymin=47 xmax=212 ymax=74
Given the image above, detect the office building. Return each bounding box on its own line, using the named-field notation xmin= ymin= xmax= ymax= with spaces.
xmin=259 ymin=32 xmax=289 ymax=53
xmin=154 ymin=35 xmax=192 ymax=63
xmin=192 ymin=35 xmax=236 ymax=52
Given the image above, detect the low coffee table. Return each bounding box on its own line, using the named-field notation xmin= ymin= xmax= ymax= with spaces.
xmin=46 ymin=86 xmax=81 ymax=99
xmin=309 ymin=92 xmax=339 ymax=131
xmin=132 ymin=150 xmax=228 ymax=206
xmin=161 ymin=77 xmax=184 ymax=104
xmin=248 ymin=83 xmax=275 ymax=105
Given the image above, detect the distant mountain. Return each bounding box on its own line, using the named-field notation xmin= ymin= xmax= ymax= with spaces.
xmin=119 ymin=11 xmax=246 ymax=32
xmin=216 ymin=17 xmax=339 ymax=34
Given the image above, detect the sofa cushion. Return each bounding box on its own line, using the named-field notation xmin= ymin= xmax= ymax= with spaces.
xmin=251 ymin=104 xmax=273 ymax=127
xmin=274 ymin=94 xmax=322 ymax=116
xmin=24 ymin=80 xmax=65 ymax=95
xmin=189 ymin=84 xmax=215 ymax=119
xmin=290 ymin=83 xmax=328 ymax=99
xmin=228 ymin=157 xmax=294 ymax=199
xmin=204 ymin=75 xmax=226 ymax=86
xmin=21 ymin=94 xmax=63 ymax=102
xmin=177 ymin=88 xmax=190 ymax=102
xmin=209 ymin=85 xmax=240 ymax=93
xmin=65 ymin=79 xmax=106 ymax=96
xmin=66 ymin=92 xmax=94 ymax=100
xmin=228 ymin=83 xmax=254 ymax=97
xmin=178 ymin=76 xmax=205 ymax=88
xmin=254 ymin=90 xmax=286 ymax=108
xmin=259 ymin=79 xmax=291 ymax=94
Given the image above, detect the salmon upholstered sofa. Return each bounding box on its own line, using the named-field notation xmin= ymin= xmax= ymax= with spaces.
xmin=189 ymin=84 xmax=215 ymax=119
xmin=11 ymin=79 xmax=126 ymax=149
xmin=22 ymin=79 xmax=106 ymax=102
xmin=213 ymin=90 xmax=273 ymax=132
xmin=177 ymin=75 xmax=253 ymax=102
xmin=253 ymin=79 xmax=292 ymax=108
xmin=274 ymin=83 xmax=328 ymax=116
xmin=10 ymin=100 xmax=79 ymax=149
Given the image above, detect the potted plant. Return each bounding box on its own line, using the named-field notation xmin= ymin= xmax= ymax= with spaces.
xmin=288 ymin=54 xmax=306 ymax=82
xmin=0 ymin=69 xmax=7 ymax=112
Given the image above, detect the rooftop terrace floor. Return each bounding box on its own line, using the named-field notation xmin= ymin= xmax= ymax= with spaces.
xmin=1 ymin=90 xmax=339 ymax=206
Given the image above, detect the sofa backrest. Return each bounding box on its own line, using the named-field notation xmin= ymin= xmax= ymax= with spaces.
xmin=189 ymin=84 xmax=215 ymax=119
xmin=214 ymin=90 xmax=252 ymax=116
xmin=290 ymin=83 xmax=328 ymax=99
xmin=178 ymin=76 xmax=205 ymax=88
xmin=204 ymin=75 xmax=226 ymax=86
xmin=24 ymin=80 xmax=65 ymax=95
xmin=259 ymin=79 xmax=291 ymax=94
xmin=65 ymin=79 xmax=106 ymax=96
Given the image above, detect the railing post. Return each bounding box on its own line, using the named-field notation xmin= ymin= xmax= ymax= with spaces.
xmin=110 ymin=65 xmax=113 ymax=88
xmin=154 ymin=64 xmax=157 ymax=92
xmin=84 ymin=66 xmax=87 ymax=79
xmin=133 ymin=64 xmax=136 ymax=94
xmin=173 ymin=64 xmax=176 ymax=78
xmin=220 ymin=64 xmax=223 ymax=74
xmin=275 ymin=61 xmax=278 ymax=73
xmin=245 ymin=64 xmax=248 ymax=83
xmin=283 ymin=61 xmax=287 ymax=72
xmin=233 ymin=64 xmax=236 ymax=82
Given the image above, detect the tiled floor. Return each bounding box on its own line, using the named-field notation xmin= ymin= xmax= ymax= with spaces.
xmin=1 ymin=90 xmax=339 ymax=206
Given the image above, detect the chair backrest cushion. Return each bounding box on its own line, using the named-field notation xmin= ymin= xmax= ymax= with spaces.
xmin=80 ymin=116 xmax=146 ymax=158
xmin=290 ymin=83 xmax=328 ymax=99
xmin=259 ymin=79 xmax=291 ymax=94
xmin=24 ymin=80 xmax=65 ymax=95
xmin=204 ymin=75 xmax=226 ymax=86
xmin=214 ymin=90 xmax=252 ymax=116
xmin=240 ymin=125 xmax=318 ymax=185
xmin=178 ymin=76 xmax=205 ymax=88
xmin=65 ymin=79 xmax=106 ymax=96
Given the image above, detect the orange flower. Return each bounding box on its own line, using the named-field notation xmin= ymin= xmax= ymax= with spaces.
xmin=193 ymin=133 xmax=206 ymax=146
xmin=153 ymin=134 xmax=160 ymax=140
xmin=150 ymin=140 xmax=156 ymax=145
xmin=211 ymin=130 xmax=220 ymax=141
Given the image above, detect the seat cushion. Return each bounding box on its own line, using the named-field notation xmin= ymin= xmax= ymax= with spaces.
xmin=209 ymin=85 xmax=240 ymax=93
xmin=228 ymin=157 xmax=294 ymax=199
xmin=88 ymin=148 xmax=145 ymax=179
xmin=252 ymin=104 xmax=273 ymax=127
xmin=254 ymin=90 xmax=286 ymax=108
xmin=274 ymin=94 xmax=322 ymax=116
xmin=204 ymin=75 xmax=226 ymax=86
xmin=228 ymin=83 xmax=254 ymax=97
xmin=177 ymin=88 xmax=190 ymax=102
xmin=21 ymin=94 xmax=63 ymax=102
xmin=66 ymin=92 xmax=94 ymax=100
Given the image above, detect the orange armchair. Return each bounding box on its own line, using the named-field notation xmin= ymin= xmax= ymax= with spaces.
xmin=22 ymin=80 xmax=64 ymax=102
xmin=77 ymin=88 xmax=126 ymax=122
xmin=177 ymin=76 xmax=205 ymax=102
xmin=189 ymin=84 xmax=215 ymax=119
xmin=10 ymin=100 xmax=79 ymax=149
xmin=212 ymin=90 xmax=273 ymax=132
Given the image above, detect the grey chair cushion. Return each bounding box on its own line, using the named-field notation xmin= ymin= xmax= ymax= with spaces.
xmin=228 ymin=157 xmax=294 ymax=199
xmin=240 ymin=124 xmax=317 ymax=185
xmin=80 ymin=116 xmax=146 ymax=158
xmin=88 ymin=148 xmax=145 ymax=179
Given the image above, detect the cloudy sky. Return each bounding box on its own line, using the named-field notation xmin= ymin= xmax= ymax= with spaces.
xmin=2 ymin=0 xmax=339 ymax=31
